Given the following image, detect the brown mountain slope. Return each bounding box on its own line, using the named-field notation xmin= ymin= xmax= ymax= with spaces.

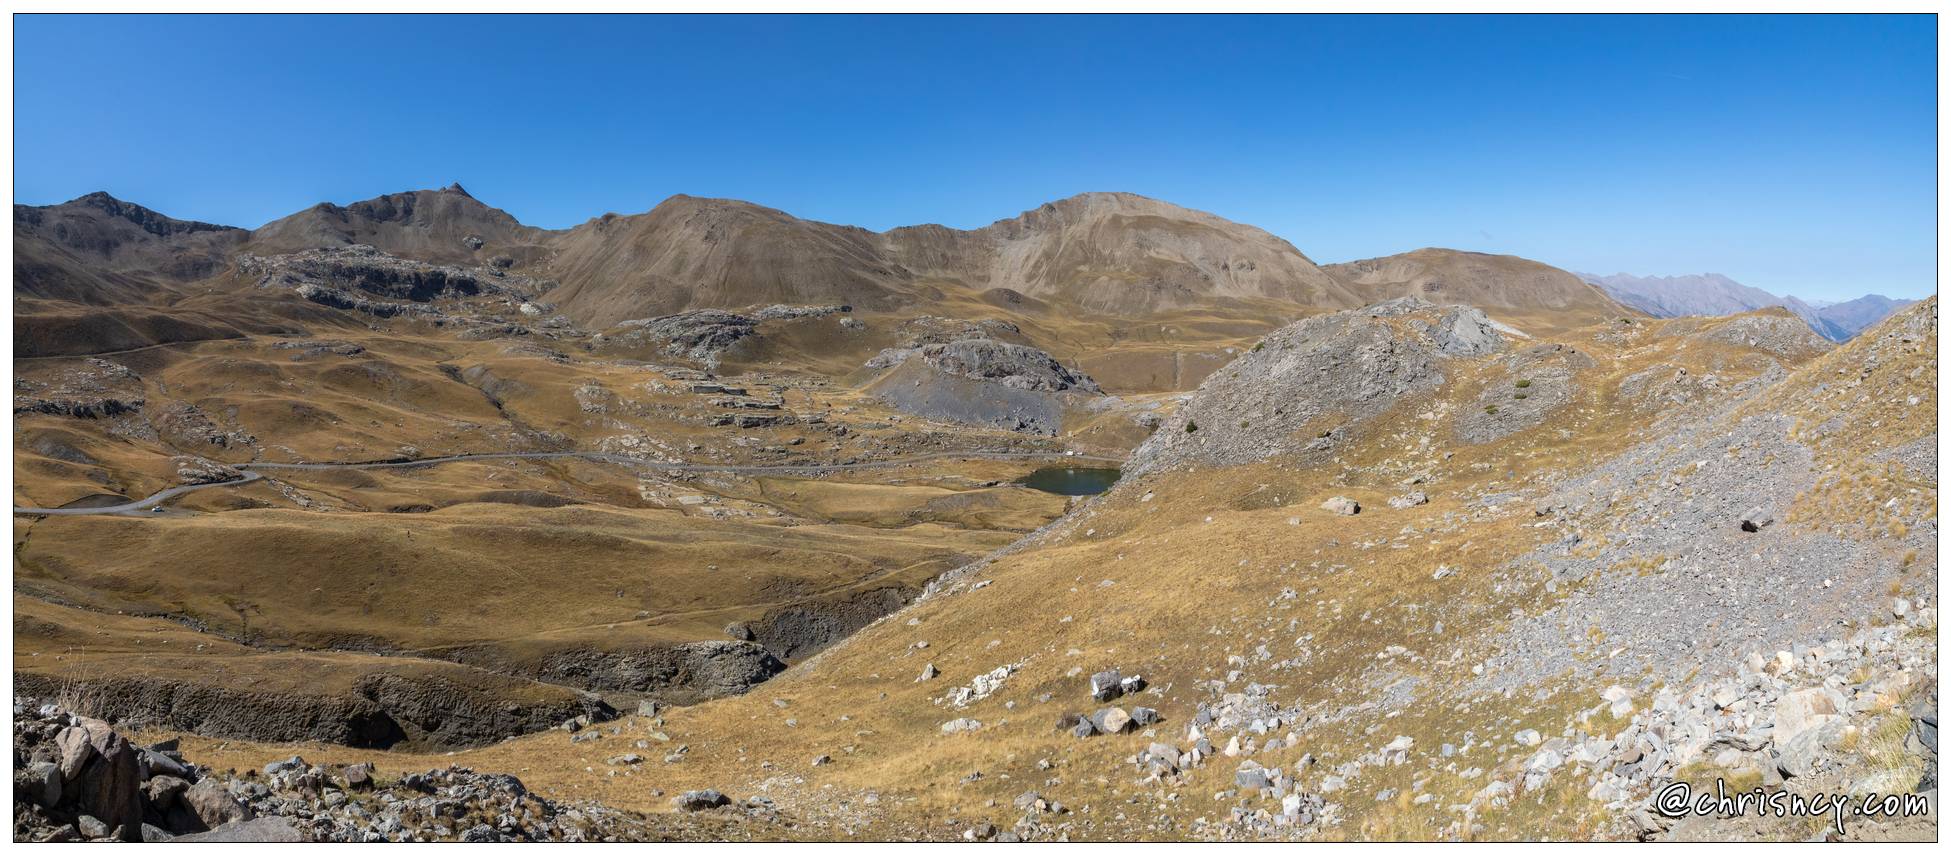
xmin=245 ymin=183 xmax=555 ymax=267
xmin=887 ymin=192 xmax=1361 ymax=316
xmin=1327 ymin=247 xmax=1631 ymax=333
xmin=14 ymin=192 xmax=247 ymax=303
xmin=13 ymin=193 xmax=274 ymax=356
xmin=540 ymin=192 xmax=1366 ymax=327
xmin=541 ymin=195 xmax=905 ymax=327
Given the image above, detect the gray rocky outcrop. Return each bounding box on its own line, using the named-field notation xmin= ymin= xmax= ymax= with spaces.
xmin=609 ymin=310 xmax=758 ymax=366
xmin=12 ymin=358 xmax=145 ymax=419
xmin=866 ymin=338 xmax=1100 ymax=394
xmin=1453 ymin=342 xmax=1596 ymax=445
xmin=242 ymin=244 xmax=543 ymax=306
xmin=863 ymin=338 xmax=1101 ymax=435
xmin=1128 ymin=297 xmax=1506 ymax=475
xmin=525 ymin=641 xmax=788 ymax=705
xmin=600 ymin=304 xmax=847 ymax=368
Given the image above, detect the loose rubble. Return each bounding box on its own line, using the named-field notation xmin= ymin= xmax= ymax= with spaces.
xmin=12 ymin=699 xmax=653 ymax=842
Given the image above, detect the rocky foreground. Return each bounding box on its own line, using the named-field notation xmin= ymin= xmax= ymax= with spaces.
xmin=11 ymin=698 xmax=660 ymax=842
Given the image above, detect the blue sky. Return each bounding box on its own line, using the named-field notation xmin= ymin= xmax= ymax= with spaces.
xmin=14 ymin=14 xmax=1937 ymax=300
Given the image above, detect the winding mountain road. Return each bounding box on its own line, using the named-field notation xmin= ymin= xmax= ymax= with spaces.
xmin=12 ymin=449 xmax=1125 ymax=516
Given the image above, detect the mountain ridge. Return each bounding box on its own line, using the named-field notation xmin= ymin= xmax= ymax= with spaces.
xmin=17 ymin=185 xmax=1625 ymax=345
xmin=1578 ymin=270 xmax=1914 ymax=342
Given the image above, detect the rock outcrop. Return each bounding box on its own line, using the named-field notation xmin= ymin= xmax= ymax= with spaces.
xmin=509 ymin=641 xmax=787 ymax=706
xmin=867 ymin=339 xmax=1100 ymax=394
xmin=863 ymin=338 xmax=1102 ymax=436
xmin=597 ymin=305 xmax=847 ymax=369
xmin=240 ymin=245 xmax=548 ymax=319
xmin=1127 ymin=297 xmax=1507 ymax=475
xmin=12 ymin=358 xmax=145 ymax=419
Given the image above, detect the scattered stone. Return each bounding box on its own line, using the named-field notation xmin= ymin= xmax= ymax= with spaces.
xmin=673 ymin=790 xmax=731 ymax=811
xmin=1602 ymin=685 xmax=1635 ymax=718
xmin=1091 ymin=707 xmax=1134 ymax=735
xmin=1738 ymin=507 xmax=1775 ymax=532
xmin=1388 ymin=491 xmax=1429 ymax=509
xmin=1090 ymin=670 xmax=1124 ymax=702
xmin=1234 ymin=766 xmax=1270 ymax=791
xmin=940 ymin=718 xmax=983 ymax=735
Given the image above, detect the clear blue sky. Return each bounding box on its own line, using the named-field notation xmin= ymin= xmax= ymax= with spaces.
xmin=15 ymin=14 xmax=1937 ymax=300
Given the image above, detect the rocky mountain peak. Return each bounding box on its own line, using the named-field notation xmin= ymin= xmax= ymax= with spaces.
xmin=25 ymin=191 xmax=243 ymax=238
xmin=244 ymin=185 xmax=550 ymax=267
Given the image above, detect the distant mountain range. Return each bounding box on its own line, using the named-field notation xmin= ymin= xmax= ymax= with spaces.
xmin=1576 ymin=271 xmax=1916 ymax=342
xmin=16 ymin=185 xmax=1638 ymax=359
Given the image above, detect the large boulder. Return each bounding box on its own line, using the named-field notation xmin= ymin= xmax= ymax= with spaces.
xmin=183 ymin=777 xmax=254 ymax=830
xmin=1773 ymin=687 xmax=1843 ymax=748
xmin=16 ymin=760 xmax=62 ymax=807
xmin=1090 ymin=707 xmax=1134 ymax=735
xmin=173 ymin=817 xmax=305 ymax=843
xmin=1776 ymin=719 xmax=1846 ymax=780
xmin=142 ymin=774 xmax=191 ymax=813
xmin=1321 ymin=496 xmax=1360 ymax=515
xmin=1089 ymin=669 xmax=1124 ymax=702
xmin=54 ymin=718 xmax=144 ymax=841
xmin=672 ymin=789 xmax=730 ymax=811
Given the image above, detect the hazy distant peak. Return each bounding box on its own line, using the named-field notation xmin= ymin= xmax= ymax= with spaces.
xmin=1584 ymin=270 xmax=1915 ymax=342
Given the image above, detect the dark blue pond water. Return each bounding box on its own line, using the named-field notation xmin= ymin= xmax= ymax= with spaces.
xmin=1017 ymin=466 xmax=1121 ymax=496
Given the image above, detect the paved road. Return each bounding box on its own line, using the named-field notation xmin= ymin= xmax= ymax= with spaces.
xmin=13 ymin=449 xmax=1124 ymax=516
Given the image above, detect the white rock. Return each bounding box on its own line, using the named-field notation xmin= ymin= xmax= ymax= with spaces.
xmin=1773 ymin=687 xmax=1841 ymax=747
xmin=1320 ymin=496 xmax=1360 ymax=515
xmin=940 ymin=718 xmax=982 ymax=734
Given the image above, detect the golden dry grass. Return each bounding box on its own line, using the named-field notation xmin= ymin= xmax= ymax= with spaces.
xmin=15 ymin=302 xmax=1932 ymax=840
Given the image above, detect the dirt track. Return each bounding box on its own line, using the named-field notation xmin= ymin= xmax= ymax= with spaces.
xmin=12 ymin=449 xmax=1124 ymax=516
